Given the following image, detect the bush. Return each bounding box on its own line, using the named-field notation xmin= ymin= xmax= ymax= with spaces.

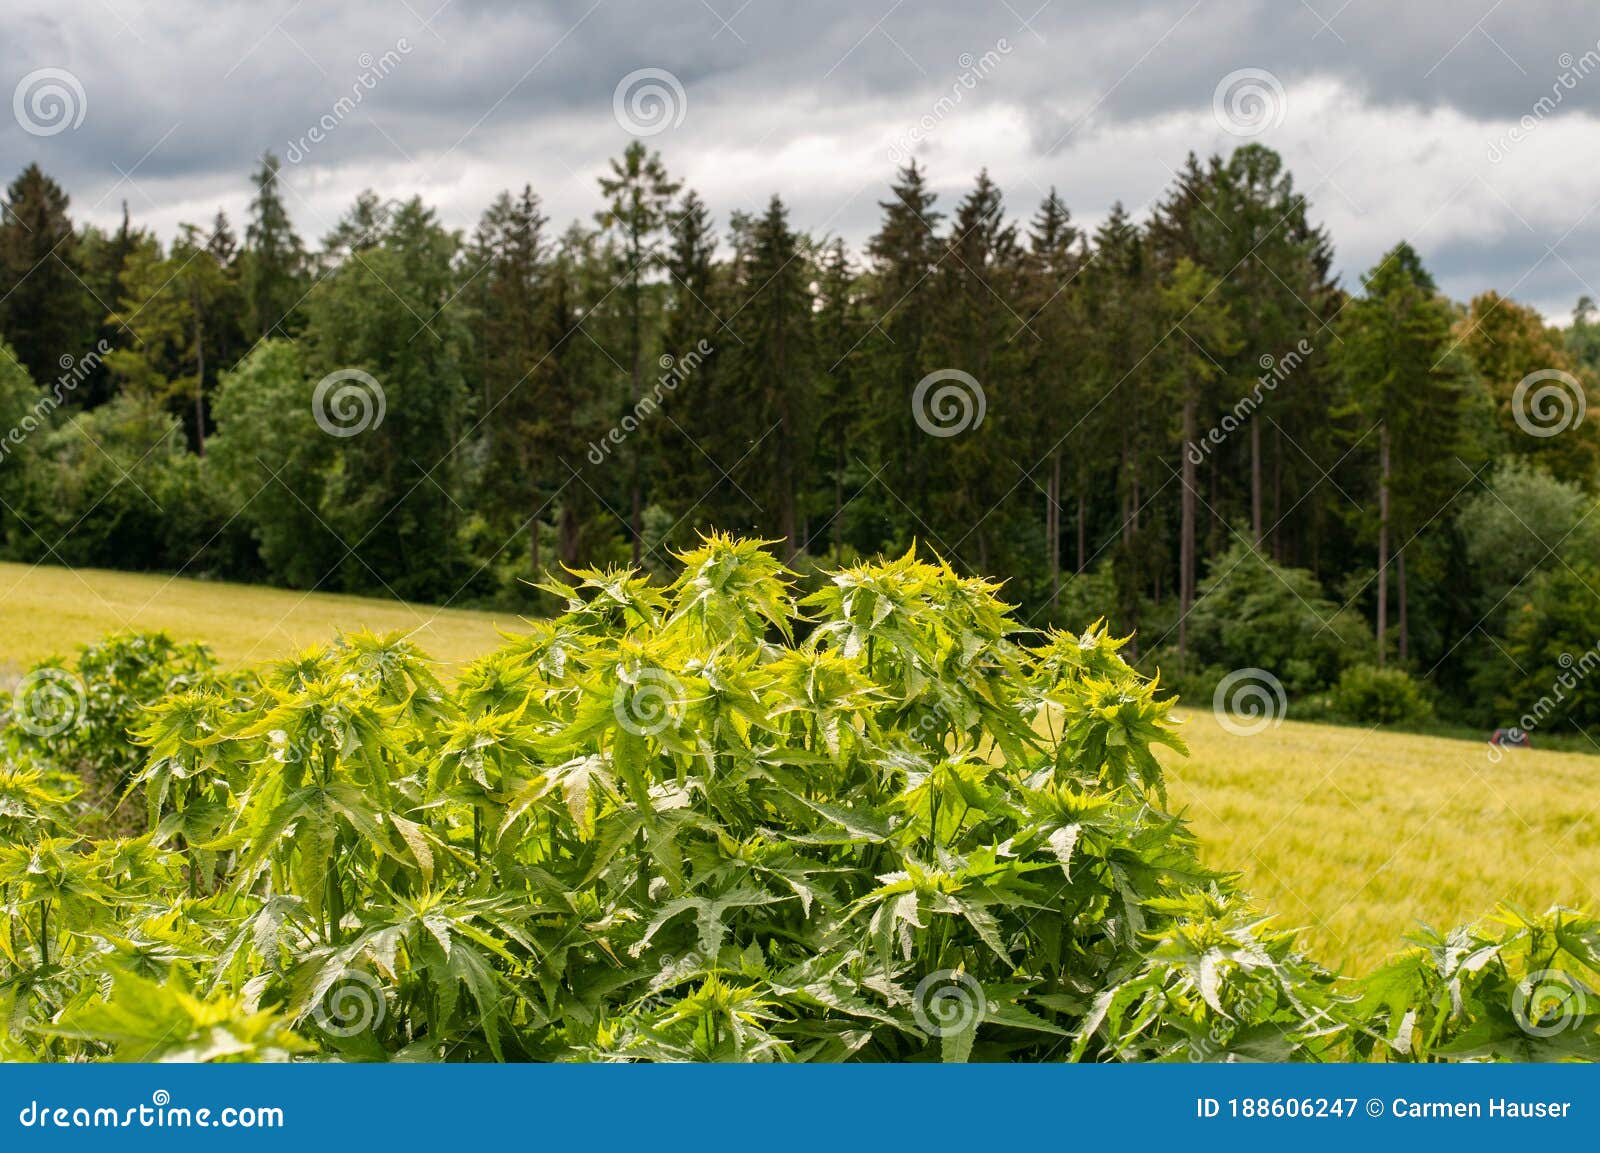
xmin=5 ymin=633 xmax=221 ymax=818
xmin=1332 ymin=664 xmax=1434 ymax=726
xmin=1186 ymin=540 xmax=1372 ymax=695
xmin=0 ymin=538 xmax=1592 ymax=1063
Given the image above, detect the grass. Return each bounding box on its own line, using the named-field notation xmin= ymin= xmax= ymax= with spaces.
xmin=1165 ymin=708 xmax=1600 ymax=970
xmin=0 ymin=560 xmax=521 ymax=673
xmin=3 ymin=559 xmax=1596 ymax=972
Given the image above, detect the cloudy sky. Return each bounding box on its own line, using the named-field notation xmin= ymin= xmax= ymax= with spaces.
xmin=7 ymin=0 xmax=1600 ymax=317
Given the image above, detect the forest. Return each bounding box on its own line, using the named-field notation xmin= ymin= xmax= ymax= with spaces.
xmin=1 ymin=140 xmax=1598 ymax=735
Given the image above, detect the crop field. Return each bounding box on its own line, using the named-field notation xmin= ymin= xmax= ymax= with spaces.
xmin=0 ymin=560 xmax=520 ymax=671
xmin=3 ymin=560 xmax=1595 ymax=975
xmin=1163 ymin=710 xmax=1600 ymax=970
xmin=0 ymin=541 xmax=1593 ymax=1062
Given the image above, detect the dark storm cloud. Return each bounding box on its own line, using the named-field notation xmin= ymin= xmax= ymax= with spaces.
xmin=5 ymin=0 xmax=1600 ymax=315
xmin=13 ymin=0 xmax=1600 ymax=182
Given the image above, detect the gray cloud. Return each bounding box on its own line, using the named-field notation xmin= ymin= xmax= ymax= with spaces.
xmin=6 ymin=0 xmax=1600 ymax=317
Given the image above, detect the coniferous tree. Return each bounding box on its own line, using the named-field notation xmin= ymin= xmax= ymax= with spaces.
xmin=243 ymin=153 xmax=308 ymax=338
xmin=1336 ymin=243 xmax=1483 ymax=665
xmin=475 ymin=186 xmax=551 ymax=576
xmin=596 ymin=142 xmax=680 ymax=564
xmin=812 ymin=238 xmax=868 ymax=559
xmin=0 ymin=165 xmax=93 ymax=385
xmin=1023 ymin=187 xmax=1083 ymax=608
xmin=932 ymin=170 xmax=1021 ymax=574
xmin=726 ymin=196 xmax=816 ymax=558
xmin=653 ymin=189 xmax=724 ymax=533
xmin=865 ymin=161 xmax=943 ymax=526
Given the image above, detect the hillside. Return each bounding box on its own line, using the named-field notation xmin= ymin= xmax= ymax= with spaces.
xmin=0 ymin=560 xmax=519 ymax=671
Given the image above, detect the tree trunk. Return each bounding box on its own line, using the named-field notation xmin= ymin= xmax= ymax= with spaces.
xmin=1076 ymin=483 xmax=1086 ymax=575
xmin=559 ymin=502 xmax=581 ymax=568
xmin=832 ymin=435 xmax=844 ymax=557
xmin=192 ymin=282 xmax=207 ymax=457
xmin=1271 ymin=425 xmax=1282 ymax=560
xmin=1376 ymin=421 xmax=1390 ymax=667
xmin=1049 ymin=453 xmax=1061 ymax=609
xmin=1179 ymin=397 xmax=1197 ymax=666
xmin=1397 ymin=547 xmax=1409 ymax=665
xmin=1250 ymin=416 xmax=1262 ymax=544
xmin=629 ymin=244 xmax=644 ymax=567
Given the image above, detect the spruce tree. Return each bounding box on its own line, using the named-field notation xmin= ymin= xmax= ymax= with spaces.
xmin=0 ymin=165 xmax=92 ymax=385
xmin=243 ymin=153 xmax=308 ymax=338
xmin=596 ymin=142 xmax=680 ymax=564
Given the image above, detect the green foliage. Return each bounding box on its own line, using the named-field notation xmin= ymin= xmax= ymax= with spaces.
xmin=1491 ymin=562 xmax=1600 ymax=732
xmin=6 ymin=396 xmax=237 ymax=572
xmin=1459 ymin=460 xmax=1600 ymax=617
xmin=0 ymin=149 xmax=1595 ymax=732
xmin=208 ymin=340 xmax=338 ymax=587
xmin=0 ymin=538 xmax=1590 ymax=1063
xmin=1185 ymin=541 xmax=1372 ymax=695
xmin=1331 ymin=665 xmax=1435 ymax=726
xmin=1351 ymin=907 xmax=1600 ymax=1062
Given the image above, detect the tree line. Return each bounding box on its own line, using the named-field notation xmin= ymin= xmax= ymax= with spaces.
xmin=2 ymin=140 xmax=1599 ymax=730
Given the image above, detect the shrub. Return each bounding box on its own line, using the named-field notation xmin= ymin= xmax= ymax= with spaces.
xmin=1186 ymin=541 xmax=1372 ymax=695
xmin=1332 ymin=664 xmax=1434 ymax=726
xmin=6 ymin=633 xmax=220 ymax=797
xmin=0 ymin=537 xmax=1591 ymax=1063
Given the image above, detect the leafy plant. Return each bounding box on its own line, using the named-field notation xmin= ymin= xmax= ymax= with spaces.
xmin=0 ymin=536 xmax=1592 ymax=1063
xmin=1332 ymin=665 xmax=1435 ymax=726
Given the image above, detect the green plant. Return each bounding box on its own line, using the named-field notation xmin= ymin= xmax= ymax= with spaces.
xmin=1184 ymin=541 xmax=1372 ymax=696
xmin=1332 ymin=664 xmax=1434 ymax=726
xmin=0 ymin=536 xmax=1591 ymax=1063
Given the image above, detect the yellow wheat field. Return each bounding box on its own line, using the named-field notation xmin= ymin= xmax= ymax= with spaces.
xmin=2 ymin=559 xmax=1596 ymax=970
xmin=1165 ymin=708 xmax=1600 ymax=969
xmin=0 ymin=560 xmax=520 ymax=672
